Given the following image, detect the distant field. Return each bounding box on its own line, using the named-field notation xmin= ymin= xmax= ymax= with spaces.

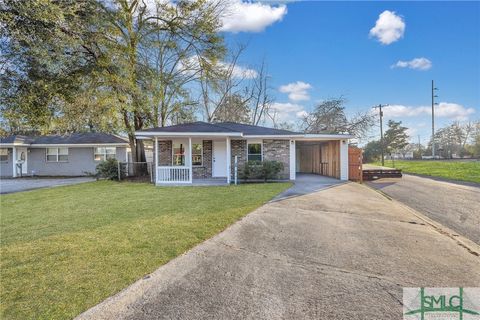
xmin=369 ymin=160 xmax=480 ymax=184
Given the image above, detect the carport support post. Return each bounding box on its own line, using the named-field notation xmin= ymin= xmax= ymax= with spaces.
xmin=289 ymin=140 xmax=296 ymax=180
xmin=340 ymin=140 xmax=349 ymax=181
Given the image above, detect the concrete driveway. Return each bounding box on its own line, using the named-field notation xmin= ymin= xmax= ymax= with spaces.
xmin=274 ymin=173 xmax=344 ymax=200
xmin=77 ymin=183 xmax=480 ymax=320
xmin=367 ymin=174 xmax=480 ymax=244
xmin=0 ymin=177 xmax=95 ymax=194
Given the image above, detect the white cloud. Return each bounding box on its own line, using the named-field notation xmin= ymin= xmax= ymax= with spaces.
xmin=391 ymin=57 xmax=432 ymax=70
xmin=178 ymin=55 xmax=257 ymax=79
xmin=369 ymin=10 xmax=405 ymax=45
xmin=279 ymin=81 xmax=312 ymax=101
xmin=220 ymin=0 xmax=287 ymax=33
xmin=382 ymin=102 xmax=475 ymax=121
xmin=270 ymin=102 xmax=307 ymax=123
xmin=220 ymin=62 xmax=258 ymax=79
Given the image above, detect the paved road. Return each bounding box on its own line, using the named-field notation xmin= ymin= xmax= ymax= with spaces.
xmin=367 ymin=174 xmax=480 ymax=244
xmin=77 ymin=183 xmax=480 ymax=320
xmin=0 ymin=177 xmax=95 ymax=194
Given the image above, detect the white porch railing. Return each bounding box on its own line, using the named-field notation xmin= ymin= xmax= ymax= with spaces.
xmin=156 ymin=166 xmax=191 ymax=184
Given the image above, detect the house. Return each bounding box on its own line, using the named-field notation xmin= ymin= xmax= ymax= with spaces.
xmin=135 ymin=121 xmax=353 ymax=185
xmin=0 ymin=133 xmax=129 ymax=178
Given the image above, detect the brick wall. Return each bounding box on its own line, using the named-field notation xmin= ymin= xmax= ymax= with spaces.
xmin=263 ymin=139 xmax=290 ymax=179
xmin=230 ymin=139 xmax=290 ymax=180
xmin=158 ymin=140 xmax=172 ymax=166
xmin=192 ymin=140 xmax=212 ymax=178
xmin=230 ymin=139 xmax=247 ymax=178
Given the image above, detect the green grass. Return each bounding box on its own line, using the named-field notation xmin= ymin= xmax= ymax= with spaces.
xmin=370 ymin=160 xmax=480 ymax=183
xmin=0 ymin=181 xmax=290 ymax=320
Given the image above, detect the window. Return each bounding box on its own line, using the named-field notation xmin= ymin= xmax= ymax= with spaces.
xmin=0 ymin=148 xmax=8 ymax=162
xmin=172 ymin=143 xmax=185 ymax=166
xmin=247 ymin=143 xmax=262 ymax=162
xmin=94 ymin=147 xmax=116 ymax=161
xmin=46 ymin=147 xmax=69 ymax=162
xmin=192 ymin=143 xmax=203 ymax=166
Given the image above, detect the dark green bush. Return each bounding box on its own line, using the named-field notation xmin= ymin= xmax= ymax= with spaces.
xmin=95 ymin=158 xmax=125 ymax=180
xmin=240 ymin=160 xmax=284 ymax=182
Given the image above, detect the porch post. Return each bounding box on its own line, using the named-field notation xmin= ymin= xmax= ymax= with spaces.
xmin=154 ymin=136 xmax=158 ymax=184
xmin=188 ymin=137 xmax=193 ymax=183
xmin=339 ymin=139 xmax=349 ymax=181
xmin=226 ymin=137 xmax=231 ymax=184
xmin=289 ymin=139 xmax=296 ymax=180
xmin=12 ymin=147 xmax=16 ymax=178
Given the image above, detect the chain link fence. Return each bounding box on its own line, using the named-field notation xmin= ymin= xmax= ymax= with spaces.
xmin=118 ymin=162 xmax=154 ymax=183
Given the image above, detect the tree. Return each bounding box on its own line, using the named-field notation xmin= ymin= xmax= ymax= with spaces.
xmin=1 ymin=0 xmax=227 ymax=163
xmin=383 ymin=120 xmax=409 ymax=155
xmin=363 ymin=140 xmax=383 ymax=163
xmin=301 ymin=97 xmax=374 ymax=138
xmin=212 ymin=94 xmax=250 ymax=123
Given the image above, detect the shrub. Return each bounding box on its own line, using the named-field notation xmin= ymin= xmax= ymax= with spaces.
xmin=96 ymin=158 xmax=125 ymax=180
xmin=240 ymin=160 xmax=284 ymax=182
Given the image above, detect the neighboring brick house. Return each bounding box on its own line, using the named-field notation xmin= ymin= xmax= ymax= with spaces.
xmin=136 ymin=121 xmax=352 ymax=185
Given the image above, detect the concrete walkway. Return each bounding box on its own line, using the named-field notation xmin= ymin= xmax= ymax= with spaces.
xmin=77 ymin=183 xmax=480 ymax=320
xmin=0 ymin=177 xmax=95 ymax=194
xmin=274 ymin=173 xmax=344 ymax=200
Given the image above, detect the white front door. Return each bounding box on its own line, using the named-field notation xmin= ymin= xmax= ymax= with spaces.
xmin=16 ymin=147 xmax=28 ymax=175
xmin=212 ymin=140 xmax=227 ymax=177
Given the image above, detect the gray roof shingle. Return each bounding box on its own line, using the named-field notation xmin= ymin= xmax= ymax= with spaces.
xmin=137 ymin=121 xmax=301 ymax=136
xmin=0 ymin=133 xmax=128 ymax=145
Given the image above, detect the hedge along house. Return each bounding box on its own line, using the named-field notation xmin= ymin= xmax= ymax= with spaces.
xmin=0 ymin=133 xmax=129 ymax=178
xmin=135 ymin=121 xmax=353 ymax=185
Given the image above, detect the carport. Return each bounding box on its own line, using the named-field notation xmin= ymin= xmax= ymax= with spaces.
xmin=295 ymin=140 xmax=343 ymax=179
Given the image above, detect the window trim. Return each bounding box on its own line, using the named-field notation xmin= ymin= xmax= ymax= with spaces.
xmin=247 ymin=142 xmax=263 ymax=162
xmin=0 ymin=148 xmax=8 ymax=163
xmin=46 ymin=147 xmax=69 ymax=163
xmin=191 ymin=142 xmax=203 ymax=167
xmin=94 ymin=147 xmax=117 ymax=161
xmin=171 ymin=142 xmax=186 ymax=166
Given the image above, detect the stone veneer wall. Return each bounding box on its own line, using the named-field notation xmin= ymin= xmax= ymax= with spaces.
xmin=263 ymin=139 xmax=290 ymax=179
xmin=192 ymin=140 xmax=212 ymax=179
xmin=230 ymin=139 xmax=290 ymax=180
xmin=230 ymin=140 xmax=247 ymax=178
xmin=157 ymin=140 xmax=212 ymax=179
xmin=158 ymin=140 xmax=172 ymax=166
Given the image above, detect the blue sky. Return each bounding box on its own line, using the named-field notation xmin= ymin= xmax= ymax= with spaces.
xmin=220 ymin=1 xmax=480 ymax=143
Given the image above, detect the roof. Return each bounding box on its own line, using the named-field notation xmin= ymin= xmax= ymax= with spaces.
xmin=136 ymin=121 xmax=302 ymax=136
xmin=0 ymin=133 xmax=128 ymax=146
xmin=215 ymin=122 xmax=302 ymax=136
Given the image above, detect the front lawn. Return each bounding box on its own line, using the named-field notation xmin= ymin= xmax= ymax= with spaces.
xmin=0 ymin=181 xmax=290 ymax=320
xmin=369 ymin=160 xmax=480 ymax=184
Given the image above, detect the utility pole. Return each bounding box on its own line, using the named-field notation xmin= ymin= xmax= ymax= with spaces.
xmin=373 ymin=104 xmax=387 ymax=166
xmin=431 ymin=80 xmax=439 ymax=158
xmin=418 ymin=135 xmax=421 ymax=157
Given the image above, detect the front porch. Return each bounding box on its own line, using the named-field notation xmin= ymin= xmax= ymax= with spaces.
xmin=153 ymin=137 xmax=232 ymax=185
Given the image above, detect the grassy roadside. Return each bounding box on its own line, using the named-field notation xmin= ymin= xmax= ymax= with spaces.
xmin=0 ymin=181 xmax=290 ymax=319
xmin=369 ymin=160 xmax=480 ymax=184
